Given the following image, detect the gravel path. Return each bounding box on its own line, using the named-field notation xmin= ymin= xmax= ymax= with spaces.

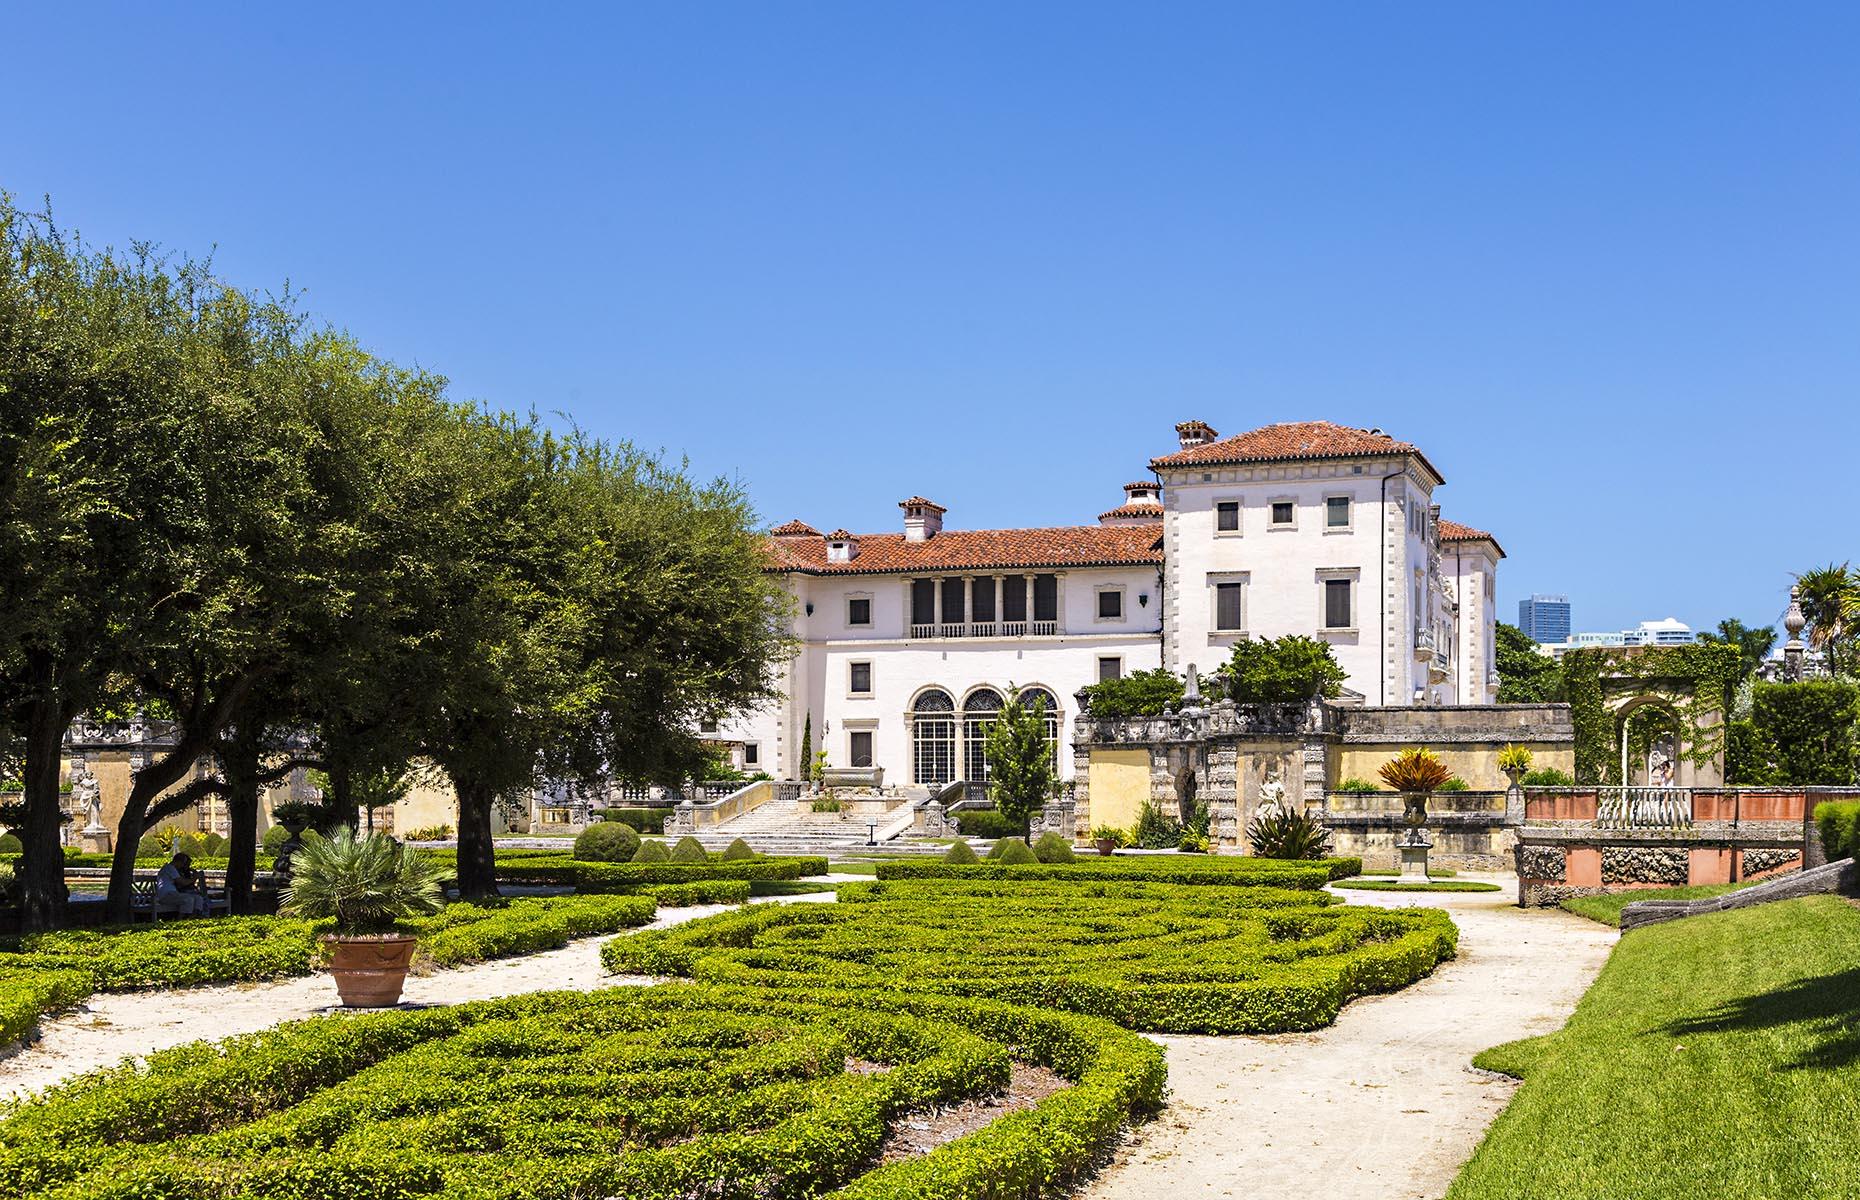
xmin=1081 ymin=879 xmax=1618 ymax=1200
xmin=0 ymin=891 xmax=838 ymax=1101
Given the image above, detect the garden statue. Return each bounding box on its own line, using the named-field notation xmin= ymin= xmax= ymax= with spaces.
xmin=1254 ymin=763 xmax=1286 ymax=820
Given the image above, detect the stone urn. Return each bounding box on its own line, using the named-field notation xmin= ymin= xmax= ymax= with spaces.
xmin=1396 ymin=792 xmax=1434 ymax=882
xmin=1094 ymin=837 xmax=1119 ymax=857
xmin=321 ymin=933 xmax=419 ymax=1007
xmin=1501 ymin=765 xmax=1527 ymax=791
xmin=272 ymin=818 xmax=309 ymax=882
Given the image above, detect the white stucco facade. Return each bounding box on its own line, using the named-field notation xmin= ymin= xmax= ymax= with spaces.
xmin=714 ymin=420 xmax=1504 ymax=786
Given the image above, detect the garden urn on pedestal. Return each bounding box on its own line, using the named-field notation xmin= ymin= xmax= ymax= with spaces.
xmin=281 ymin=827 xmax=449 ymax=1009
xmin=1378 ymin=747 xmax=1452 ymax=883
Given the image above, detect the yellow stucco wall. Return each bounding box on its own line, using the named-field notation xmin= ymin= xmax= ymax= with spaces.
xmin=1086 ymin=748 xmax=1153 ymax=832
xmin=1333 ymin=743 xmax=1575 ymax=791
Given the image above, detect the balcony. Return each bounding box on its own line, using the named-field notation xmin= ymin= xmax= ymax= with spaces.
xmin=909 ymin=620 xmax=1060 ymax=640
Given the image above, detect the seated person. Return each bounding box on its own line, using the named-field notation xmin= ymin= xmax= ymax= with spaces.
xmin=155 ymin=853 xmax=213 ymax=917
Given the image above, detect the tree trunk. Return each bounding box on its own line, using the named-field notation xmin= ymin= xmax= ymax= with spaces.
xmin=105 ymin=801 xmax=148 ymax=924
xmin=223 ymin=729 xmax=260 ymax=915
xmin=17 ymin=695 xmax=72 ymax=931
xmin=453 ymin=776 xmax=500 ymax=901
xmin=329 ymin=760 xmax=357 ymax=830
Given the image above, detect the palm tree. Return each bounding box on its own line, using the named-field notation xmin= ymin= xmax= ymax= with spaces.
xmin=1795 ymin=564 xmax=1858 ymax=677
xmin=1697 ymin=618 xmax=1777 ymax=684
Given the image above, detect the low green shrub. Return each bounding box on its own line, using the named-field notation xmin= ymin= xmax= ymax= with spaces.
xmin=720 ymin=837 xmax=757 ymax=860
xmin=875 ymin=856 xmax=1357 ymax=888
xmin=411 ymin=894 xmax=656 ymax=966
xmin=0 ymin=833 xmax=20 ymax=855
xmin=1032 ymin=832 xmax=1076 ymax=864
xmin=633 ymin=839 xmax=671 ymax=863
xmin=574 ymin=820 xmax=641 ymax=862
xmin=494 ymin=857 xmax=828 ymax=891
xmin=644 ymin=880 xmax=753 ymax=906
xmin=943 ymin=840 xmax=980 ymax=864
xmin=1177 ymin=832 xmax=1209 ymax=853
xmin=606 ymin=879 xmax=1455 ymax=1035
xmin=1437 ymin=777 xmax=1471 ymax=792
xmin=1813 ymin=799 xmax=1860 ymax=861
xmin=1331 ymin=879 xmax=1501 ymax=893
xmin=954 ymin=809 xmax=1022 ymax=839
xmin=996 ymin=839 xmax=1038 ymax=865
xmin=0 ymin=984 xmax=1164 ymax=1200
xmin=260 ymin=824 xmax=293 ymax=854
xmin=604 ymin=806 xmax=669 ymax=834
xmin=1131 ymin=800 xmax=1181 ymax=849
xmin=1521 ymin=768 xmax=1576 ymax=787
xmin=670 ymin=836 xmax=710 ymax=863
xmin=1334 ymin=778 xmax=1382 ymax=793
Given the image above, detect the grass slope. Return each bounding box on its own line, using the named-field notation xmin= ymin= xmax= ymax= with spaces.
xmin=1559 ymin=882 xmax=1755 ymax=927
xmin=1450 ymin=896 xmax=1860 ymax=1200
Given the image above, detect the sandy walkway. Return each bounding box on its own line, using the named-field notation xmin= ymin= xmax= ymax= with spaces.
xmin=1082 ymin=879 xmax=1617 ymax=1200
xmin=0 ymin=891 xmax=838 ymax=1101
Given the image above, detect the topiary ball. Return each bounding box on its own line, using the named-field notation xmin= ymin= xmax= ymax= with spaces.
xmin=633 ymin=839 xmax=671 ymax=863
xmin=942 ymin=840 xmax=980 ymax=864
xmin=995 ymin=838 xmax=1038 ymax=865
xmin=1032 ymin=831 xmax=1076 ymax=864
xmin=137 ymin=835 xmax=166 ymax=858
xmin=720 ymin=838 xmax=757 ymax=860
xmin=574 ymin=821 xmax=642 ymax=863
xmin=261 ymin=824 xmax=293 ymax=854
xmin=671 ymin=836 xmax=709 ymax=863
xmin=0 ymin=832 xmax=21 ymax=855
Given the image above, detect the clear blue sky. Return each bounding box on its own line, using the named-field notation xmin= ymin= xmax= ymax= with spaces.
xmin=7 ymin=2 xmax=1856 ymax=636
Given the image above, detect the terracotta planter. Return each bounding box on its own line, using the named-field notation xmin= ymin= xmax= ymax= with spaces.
xmin=1095 ymin=838 xmax=1119 ymax=856
xmin=321 ymin=933 xmax=418 ymax=1008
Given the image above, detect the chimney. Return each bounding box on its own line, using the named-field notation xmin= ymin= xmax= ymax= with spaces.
xmin=899 ymin=496 xmax=946 ymax=542
xmin=1123 ymin=481 xmax=1161 ymax=505
xmin=825 ymin=529 xmax=858 ymax=562
xmin=1175 ymin=420 xmax=1218 ymax=450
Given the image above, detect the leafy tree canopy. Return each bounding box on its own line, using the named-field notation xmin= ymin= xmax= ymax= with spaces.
xmin=1078 ymin=668 xmax=1183 ymax=718
xmin=1218 ymin=635 xmax=1346 ymax=704
xmin=1496 ymin=622 xmax=1565 ymax=703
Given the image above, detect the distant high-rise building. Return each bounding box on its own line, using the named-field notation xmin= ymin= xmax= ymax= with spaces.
xmin=1518 ymin=594 xmax=1571 ymax=644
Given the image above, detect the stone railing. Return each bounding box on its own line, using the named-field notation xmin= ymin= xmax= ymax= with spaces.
xmin=664 ymin=779 xmax=776 ymax=835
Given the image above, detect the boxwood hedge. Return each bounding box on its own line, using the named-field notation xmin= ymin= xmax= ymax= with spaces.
xmin=873 ymin=855 xmax=1358 ymax=888
xmin=603 ymin=879 xmax=1455 ymax=1034
xmin=0 ymin=984 xmax=1164 ymax=1200
xmin=496 ymin=856 xmax=828 ymax=891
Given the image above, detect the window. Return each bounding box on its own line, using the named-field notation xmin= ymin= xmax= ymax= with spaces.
xmin=1032 ymin=575 xmax=1059 ymax=623
xmin=699 ymin=717 xmax=718 ymax=733
xmin=962 ymin=689 xmax=1003 ymax=781
xmin=1324 ymin=578 xmax=1353 ymax=629
xmin=1215 ymin=501 xmax=1240 ymax=533
xmin=1270 ymin=500 xmax=1295 ymax=528
xmin=910 ymin=579 xmax=936 ymax=626
xmin=849 ymin=661 xmax=872 ymax=694
xmin=911 ymin=689 xmax=957 ymax=784
xmin=1098 ymin=656 xmax=1122 ymax=682
xmin=743 ymin=743 xmax=760 ymax=767
xmin=849 ymin=731 xmax=873 ymax=768
xmin=1325 ymin=496 xmax=1351 ymax=529
xmin=847 ymin=596 xmax=872 ymax=627
xmin=1002 ymin=576 xmax=1027 ymax=622
xmin=1096 ymin=587 xmax=1123 ymax=620
xmin=940 ymin=577 xmax=966 ymax=625
xmin=1215 ymin=581 xmax=1245 ymax=631
xmin=972 ymin=577 xmax=996 ymax=623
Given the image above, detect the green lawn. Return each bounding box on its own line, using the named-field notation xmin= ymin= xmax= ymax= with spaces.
xmin=1449 ymin=896 xmax=1860 ymax=1200
xmin=1357 ymin=866 xmax=1458 ymax=878
xmin=1559 ymin=881 xmax=1757 ymax=927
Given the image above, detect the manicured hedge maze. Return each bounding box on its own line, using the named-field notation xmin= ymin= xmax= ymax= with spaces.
xmin=873 ymin=855 xmax=1359 ymax=888
xmin=603 ymin=879 xmax=1457 ymax=1034
xmin=495 ymin=855 xmax=829 ymax=891
xmin=0 ymin=984 xmax=1165 ymax=1200
xmin=0 ymin=895 xmax=658 ymax=1048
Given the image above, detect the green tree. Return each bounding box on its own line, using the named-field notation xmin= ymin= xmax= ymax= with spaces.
xmin=982 ymin=686 xmax=1058 ymax=838
xmin=1078 ymin=668 xmax=1184 ymax=717
xmin=1794 ymin=564 xmax=1857 ymax=677
xmin=1219 ymin=635 xmax=1347 ymax=703
xmin=1496 ymin=622 xmax=1565 ymax=703
xmin=1696 ymin=618 xmax=1778 ymax=687
xmin=1751 ymin=681 xmax=1860 ymax=785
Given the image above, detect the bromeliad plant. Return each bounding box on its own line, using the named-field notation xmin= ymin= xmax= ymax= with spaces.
xmin=1377 ymin=747 xmax=1454 ymax=795
xmin=1244 ymin=808 xmax=1334 ymax=860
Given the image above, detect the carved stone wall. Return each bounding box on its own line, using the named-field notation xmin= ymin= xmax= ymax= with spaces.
xmin=1602 ymin=846 xmax=1689 ymax=885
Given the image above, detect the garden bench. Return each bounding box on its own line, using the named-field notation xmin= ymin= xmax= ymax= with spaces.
xmin=128 ymin=873 xmax=231 ymax=921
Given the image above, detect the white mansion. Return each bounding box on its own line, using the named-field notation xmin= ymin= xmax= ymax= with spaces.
xmin=712 ymin=420 xmax=1504 ymax=787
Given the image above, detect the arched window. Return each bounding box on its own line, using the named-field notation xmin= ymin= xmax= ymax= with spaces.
xmin=911 ymin=688 xmax=957 ymax=785
xmin=1018 ymin=687 xmax=1061 ymax=764
xmin=962 ymin=688 xmax=1003 ymax=782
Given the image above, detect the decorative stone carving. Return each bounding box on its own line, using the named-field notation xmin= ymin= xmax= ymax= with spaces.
xmin=664 ymin=802 xmax=697 ymax=836
xmin=920 ymin=800 xmax=953 ymax=837
xmin=1601 ymin=846 xmax=1688 ymax=885
xmin=1519 ymin=845 xmax=1565 ymax=882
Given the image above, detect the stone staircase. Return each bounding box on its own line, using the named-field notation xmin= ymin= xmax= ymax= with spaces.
xmin=685 ymin=789 xmax=949 ymax=857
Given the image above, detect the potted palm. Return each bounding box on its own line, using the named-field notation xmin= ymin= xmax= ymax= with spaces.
xmin=1091 ymin=825 xmax=1126 ymax=857
xmin=281 ymin=827 xmax=450 ymax=1008
xmin=1497 ymin=744 xmax=1532 ymax=790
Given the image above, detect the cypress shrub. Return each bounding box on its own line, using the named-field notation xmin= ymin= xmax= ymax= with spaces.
xmin=720 ymin=838 xmax=757 ymax=860
xmin=1815 ymin=800 xmax=1860 ymax=861
xmin=1031 ymin=832 xmax=1076 ymax=864
xmin=943 ymin=840 xmax=980 ymax=864
xmin=996 ymin=839 xmax=1038 ymax=865
xmin=633 ymin=839 xmax=671 ymax=863
xmin=574 ymin=821 xmax=641 ymax=863
xmin=671 ymin=836 xmax=710 ymax=863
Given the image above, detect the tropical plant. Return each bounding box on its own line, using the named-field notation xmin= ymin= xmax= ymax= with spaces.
xmin=1496 ymin=744 xmax=1533 ymax=774
xmin=1377 ymin=747 xmax=1453 ymax=794
xmin=1089 ymin=825 xmax=1129 ymax=847
xmin=982 ymin=686 xmax=1059 ymax=836
xmin=1244 ymin=808 xmax=1334 ymax=860
xmin=1795 ymin=564 xmax=1858 ymax=677
xmin=1132 ymin=800 xmax=1183 ymax=849
xmin=1219 ymin=635 xmax=1347 ymax=704
xmin=279 ymin=828 xmax=449 ymax=935
xmin=810 ymin=796 xmax=843 ymax=813
xmin=1078 ymin=668 xmax=1185 ymax=718
xmin=1176 ymin=831 xmax=1209 ymax=853
xmin=1438 ymin=777 xmax=1471 ymax=792
xmin=403 ymin=825 xmax=454 ymax=841
xmin=1695 ymin=618 xmax=1779 ymax=688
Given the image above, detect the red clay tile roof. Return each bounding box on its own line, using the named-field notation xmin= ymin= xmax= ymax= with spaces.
xmin=770 ymin=519 xmax=821 ymax=537
xmin=1098 ymin=502 xmax=1165 ymax=522
xmin=1149 ymin=420 xmax=1443 ymax=483
xmin=825 ymin=529 xmax=855 ymax=540
xmin=898 ymin=496 xmax=947 ymax=513
xmin=1438 ymin=518 xmax=1505 ymax=557
xmin=766 ymin=524 xmax=1163 ymax=576
xmin=1122 ymin=481 xmax=1160 ymax=493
